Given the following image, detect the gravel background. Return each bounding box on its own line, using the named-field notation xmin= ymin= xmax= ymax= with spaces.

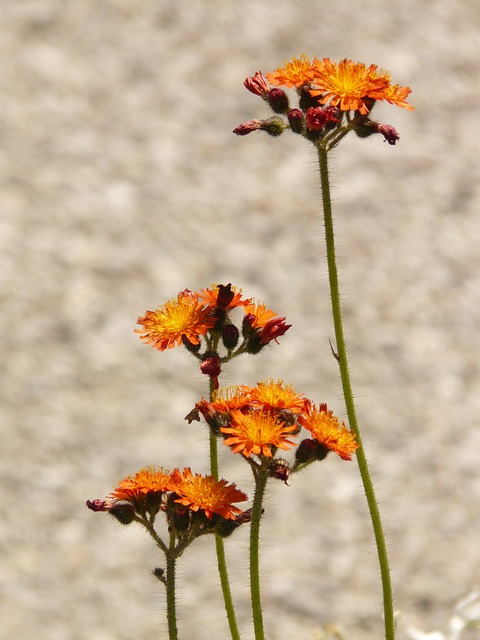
xmin=2 ymin=1 xmax=480 ymax=639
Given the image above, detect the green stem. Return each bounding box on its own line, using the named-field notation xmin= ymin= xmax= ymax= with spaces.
xmin=165 ymin=550 xmax=179 ymax=640
xmin=249 ymin=465 xmax=268 ymax=640
xmin=208 ymin=380 xmax=241 ymax=640
xmin=317 ymin=144 xmax=395 ymax=640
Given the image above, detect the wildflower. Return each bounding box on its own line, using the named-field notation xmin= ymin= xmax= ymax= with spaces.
xmin=248 ymin=379 xmax=305 ymax=414
xmin=243 ymin=302 xmax=291 ymax=348
xmin=308 ymin=57 xmax=392 ymax=115
xmin=266 ymin=54 xmax=315 ymax=88
xmin=203 ymin=385 xmax=253 ymax=417
xmin=197 ymin=283 xmax=250 ymax=312
xmin=298 ymin=401 xmax=359 ymax=460
xmin=382 ymin=83 xmax=414 ymax=110
xmin=136 ymin=291 xmax=216 ymax=351
xmin=109 ymin=466 xmax=174 ymax=503
xmin=170 ymin=467 xmax=248 ymax=520
xmin=221 ymin=409 xmax=298 ymax=458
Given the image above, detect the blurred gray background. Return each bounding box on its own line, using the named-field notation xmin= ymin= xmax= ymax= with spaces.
xmin=2 ymin=1 xmax=480 ymax=639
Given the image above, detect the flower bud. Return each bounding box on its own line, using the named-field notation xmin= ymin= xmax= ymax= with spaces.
xmin=153 ymin=567 xmax=166 ymax=584
xmin=306 ymin=106 xmax=340 ymax=132
xmin=268 ymin=88 xmax=289 ymax=114
xmin=354 ymin=119 xmax=400 ymax=145
xmin=222 ymin=323 xmax=239 ymax=350
xmin=108 ymin=501 xmax=136 ymax=525
xmin=287 ymin=108 xmax=305 ymax=134
xmin=298 ymin=438 xmax=330 ymax=463
xmin=200 ymin=355 xmax=222 ymax=378
xmin=260 ymin=117 xmax=287 ymax=137
xmin=216 ymin=283 xmax=236 ymax=310
xmin=233 ymin=119 xmax=262 ymax=136
xmin=298 ymin=85 xmax=319 ymax=111
xmin=375 ymin=123 xmax=400 ymax=145
xmin=86 ymin=499 xmax=109 ymax=512
xmin=244 ymin=71 xmax=271 ymax=98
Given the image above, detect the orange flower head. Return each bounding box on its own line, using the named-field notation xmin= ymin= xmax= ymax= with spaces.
xmin=248 ymin=379 xmax=305 ymax=414
xmin=381 ymin=83 xmax=414 ymax=110
xmin=136 ymin=291 xmax=216 ymax=351
xmin=208 ymin=385 xmax=254 ymax=415
xmin=243 ymin=302 xmax=291 ymax=345
xmin=308 ymin=57 xmax=391 ymax=115
xmin=197 ymin=283 xmax=251 ymax=312
xmin=266 ymin=54 xmax=315 ymax=88
xmin=221 ymin=409 xmax=298 ymax=458
xmin=298 ymin=401 xmax=359 ymax=460
xmin=170 ymin=467 xmax=248 ymax=520
xmin=109 ymin=466 xmax=174 ymax=503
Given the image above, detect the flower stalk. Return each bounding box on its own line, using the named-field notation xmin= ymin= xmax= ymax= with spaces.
xmin=249 ymin=464 xmax=269 ymax=640
xmin=317 ymin=143 xmax=395 ymax=640
xmin=165 ymin=546 xmax=179 ymax=640
xmin=209 ymin=378 xmax=242 ymax=640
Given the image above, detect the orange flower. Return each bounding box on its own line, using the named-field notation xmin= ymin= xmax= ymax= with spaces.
xmin=170 ymin=467 xmax=248 ymax=520
xmin=382 ymin=83 xmax=414 ymax=110
xmin=136 ymin=291 xmax=216 ymax=351
xmin=266 ymin=54 xmax=315 ymax=88
xmin=248 ymin=379 xmax=305 ymax=414
xmin=221 ymin=409 xmax=298 ymax=458
xmin=207 ymin=385 xmax=254 ymax=415
xmin=197 ymin=283 xmax=251 ymax=312
xmin=308 ymin=57 xmax=391 ymax=115
xmin=298 ymin=402 xmax=359 ymax=460
xmin=243 ymin=302 xmax=291 ymax=345
xmin=109 ymin=466 xmax=174 ymax=503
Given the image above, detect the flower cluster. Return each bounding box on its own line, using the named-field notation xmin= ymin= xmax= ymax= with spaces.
xmin=234 ymin=55 xmax=413 ymax=146
xmin=136 ymin=284 xmax=291 ymax=386
xmin=87 ymin=465 xmax=249 ymax=540
xmin=189 ymin=379 xmax=359 ymax=481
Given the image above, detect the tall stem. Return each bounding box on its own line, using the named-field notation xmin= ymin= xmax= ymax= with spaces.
xmin=209 ymin=380 xmax=241 ymax=640
xmin=165 ymin=551 xmax=179 ymax=640
xmin=249 ymin=466 xmax=268 ymax=640
xmin=317 ymin=144 xmax=395 ymax=640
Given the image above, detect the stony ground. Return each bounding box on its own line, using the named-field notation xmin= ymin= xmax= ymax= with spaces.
xmin=2 ymin=1 xmax=480 ymax=639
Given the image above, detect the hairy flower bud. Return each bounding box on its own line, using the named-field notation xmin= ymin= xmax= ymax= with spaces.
xmin=268 ymin=88 xmax=289 ymax=114
xmin=222 ymin=323 xmax=239 ymax=350
xmin=288 ymin=108 xmax=305 ymax=134
xmin=108 ymin=501 xmax=136 ymax=525
xmin=200 ymin=354 xmax=222 ymax=379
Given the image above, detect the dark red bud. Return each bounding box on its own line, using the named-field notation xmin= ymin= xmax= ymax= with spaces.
xmin=222 ymin=323 xmax=239 ymax=349
xmin=268 ymin=88 xmax=289 ymax=114
xmin=200 ymin=355 xmax=222 ymax=378
xmin=288 ymin=108 xmax=305 ymax=134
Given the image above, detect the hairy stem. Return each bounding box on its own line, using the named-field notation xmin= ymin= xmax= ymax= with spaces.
xmin=317 ymin=143 xmax=395 ymax=640
xmin=250 ymin=466 xmax=268 ymax=640
xmin=209 ymin=379 xmax=241 ymax=640
xmin=165 ymin=550 xmax=179 ymax=640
